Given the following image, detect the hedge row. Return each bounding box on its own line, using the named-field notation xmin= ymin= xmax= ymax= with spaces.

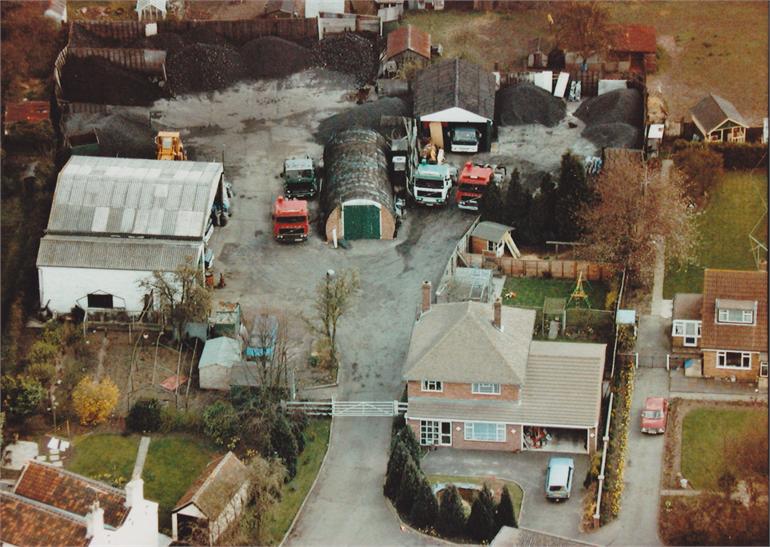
xmin=672 ymin=139 xmax=768 ymax=170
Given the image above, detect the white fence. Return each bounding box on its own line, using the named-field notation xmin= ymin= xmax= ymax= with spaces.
xmin=282 ymin=399 xmax=408 ymax=417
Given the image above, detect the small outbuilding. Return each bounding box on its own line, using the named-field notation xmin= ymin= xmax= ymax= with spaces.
xmin=172 ymin=452 xmax=250 ymax=545
xmin=469 ymin=221 xmax=520 ymax=258
xmin=384 ymin=25 xmax=431 ymax=72
xmin=322 ymin=129 xmax=396 ymax=241
xmin=690 ymin=94 xmax=748 ymax=143
xmin=198 ymin=337 xmax=243 ymax=391
xmin=608 ymin=24 xmax=657 ymax=73
xmin=436 ymin=267 xmax=494 ymax=304
xmin=413 ymin=58 xmax=496 ymax=152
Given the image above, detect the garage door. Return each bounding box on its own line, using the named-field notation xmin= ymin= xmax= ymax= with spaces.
xmin=343 ymin=204 xmax=380 ymax=239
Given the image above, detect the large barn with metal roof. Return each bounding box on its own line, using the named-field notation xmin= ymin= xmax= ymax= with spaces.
xmin=36 ymin=156 xmax=225 ymax=314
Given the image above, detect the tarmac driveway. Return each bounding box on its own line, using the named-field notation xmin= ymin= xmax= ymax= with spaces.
xmin=422 ymin=449 xmax=591 ymax=541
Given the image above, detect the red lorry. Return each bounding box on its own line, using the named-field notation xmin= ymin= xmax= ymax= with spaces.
xmin=272 ymin=196 xmax=309 ymax=242
xmin=455 ymin=162 xmax=506 ymax=211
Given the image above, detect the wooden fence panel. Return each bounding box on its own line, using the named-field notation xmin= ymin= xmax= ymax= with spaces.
xmin=459 ymin=254 xmax=618 ymax=281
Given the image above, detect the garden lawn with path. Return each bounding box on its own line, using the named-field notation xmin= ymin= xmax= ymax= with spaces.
xmin=66 ymin=433 xmax=216 ymax=531
xmin=680 ymin=406 xmax=767 ymax=490
xmin=664 ymin=170 xmax=768 ymax=298
xmin=426 ymin=474 xmax=523 ymax=521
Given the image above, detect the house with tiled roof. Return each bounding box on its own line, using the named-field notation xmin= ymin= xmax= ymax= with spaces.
xmin=690 ymin=94 xmax=749 ymax=143
xmin=384 ymin=25 xmax=431 ymax=70
xmin=171 ymin=452 xmax=250 ymax=545
xmin=403 ymin=282 xmax=606 ymax=454
xmin=671 ymin=269 xmax=767 ymax=383
xmin=0 ymin=461 xmax=167 ymax=547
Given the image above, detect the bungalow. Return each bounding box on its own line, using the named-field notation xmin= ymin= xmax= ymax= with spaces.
xmin=690 ymin=94 xmax=748 ymax=143
xmin=403 ymin=283 xmax=606 ymax=454
xmin=172 ymin=452 xmax=250 ymax=545
xmin=671 ymin=269 xmax=767 ymax=384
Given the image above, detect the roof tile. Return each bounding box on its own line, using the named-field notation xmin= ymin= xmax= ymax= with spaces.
xmin=0 ymin=491 xmax=89 ymax=547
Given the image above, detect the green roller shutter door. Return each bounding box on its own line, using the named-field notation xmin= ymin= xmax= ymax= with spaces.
xmin=343 ymin=204 xmax=380 ymax=239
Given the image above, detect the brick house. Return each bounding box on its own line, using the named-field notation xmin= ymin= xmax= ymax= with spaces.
xmin=403 ymin=282 xmax=606 ymax=454
xmin=671 ymin=269 xmax=767 ymax=383
xmin=0 ymin=461 xmax=167 ymax=547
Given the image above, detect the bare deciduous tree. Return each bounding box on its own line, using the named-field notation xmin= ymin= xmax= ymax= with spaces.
xmin=308 ymin=269 xmax=360 ymax=365
xmin=578 ymin=157 xmax=696 ymax=287
xmin=552 ymin=1 xmax=616 ymax=64
xmin=245 ymin=312 xmax=291 ymax=391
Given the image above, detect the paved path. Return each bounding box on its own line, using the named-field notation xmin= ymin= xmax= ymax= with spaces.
xmin=132 ymin=436 xmax=151 ymax=480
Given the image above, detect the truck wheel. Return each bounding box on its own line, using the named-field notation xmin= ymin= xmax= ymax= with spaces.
xmin=220 ymin=214 xmax=229 ymax=227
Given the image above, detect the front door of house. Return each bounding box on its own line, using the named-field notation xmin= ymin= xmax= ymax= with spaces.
xmin=440 ymin=421 xmax=452 ymax=445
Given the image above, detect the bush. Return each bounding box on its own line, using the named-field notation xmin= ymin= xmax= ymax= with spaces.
xmin=395 ymin=455 xmax=420 ymax=516
xmin=602 ymin=360 xmax=635 ymax=522
xmin=466 ymin=484 xmax=498 ymax=543
xmin=159 ymin=407 xmax=202 ymax=434
xmin=26 ymin=361 xmax=57 ymax=388
xmin=72 ymin=376 xmax=119 ymax=426
xmin=202 ymin=400 xmax=240 ymax=448
xmin=126 ymin=398 xmax=162 ymax=433
xmin=391 ymin=425 xmax=421 ymax=469
xmin=1 ymin=375 xmax=46 ymax=419
xmin=672 ymin=139 xmax=767 ymax=170
xmin=271 ymin=413 xmax=298 ymax=479
xmin=288 ymin=411 xmax=308 ymax=453
xmin=437 ymin=484 xmax=467 ymax=538
xmin=673 ymin=146 xmax=723 ymax=202
xmin=495 ymin=485 xmax=517 ymax=529
xmin=384 ymin=439 xmax=410 ymax=500
xmin=409 ymin=474 xmax=439 ymax=530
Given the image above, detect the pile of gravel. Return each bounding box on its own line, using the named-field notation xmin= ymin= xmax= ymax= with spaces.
xmin=314 ymin=33 xmax=379 ymax=85
xmin=316 ymin=97 xmax=409 ymax=145
xmin=64 ymin=110 xmax=157 ymax=159
xmin=496 ymin=82 xmax=566 ymax=127
xmin=575 ymin=88 xmax=643 ymax=148
xmin=62 ymin=56 xmax=165 ymax=106
xmin=241 ymin=36 xmax=312 ymax=79
xmin=166 ymin=43 xmax=247 ymax=94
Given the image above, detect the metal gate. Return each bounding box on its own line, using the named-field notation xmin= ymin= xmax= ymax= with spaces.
xmin=282 ymin=399 xmax=407 ymax=417
xmin=638 ymin=353 xmax=669 ymax=368
xmin=343 ymin=204 xmax=380 ymax=239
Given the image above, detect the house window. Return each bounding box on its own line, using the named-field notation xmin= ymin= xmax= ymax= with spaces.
xmin=420 ymin=420 xmax=451 ymax=446
xmin=486 ymin=241 xmax=496 ymax=252
xmin=421 ymin=380 xmax=443 ymax=392
xmin=716 ymin=351 xmax=752 ymax=370
xmin=717 ymin=308 xmax=754 ymax=325
xmin=464 ymin=422 xmax=506 ymax=442
xmin=672 ymin=320 xmax=701 ymax=346
xmin=761 ymin=361 xmax=768 ymax=378
xmin=471 ymin=383 xmax=501 ymax=395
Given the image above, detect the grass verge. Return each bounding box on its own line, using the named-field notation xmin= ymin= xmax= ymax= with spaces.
xmin=426 ymin=474 xmax=523 ymax=521
xmin=263 ymin=418 xmax=331 ymax=545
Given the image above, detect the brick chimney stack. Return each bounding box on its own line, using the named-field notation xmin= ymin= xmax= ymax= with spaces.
xmin=421 ymin=281 xmax=432 ymax=314
xmin=493 ymin=297 xmax=502 ymax=329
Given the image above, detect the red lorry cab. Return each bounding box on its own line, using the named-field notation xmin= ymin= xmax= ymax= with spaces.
xmin=456 ymin=162 xmax=494 ymax=211
xmin=273 ymin=196 xmax=309 ymax=242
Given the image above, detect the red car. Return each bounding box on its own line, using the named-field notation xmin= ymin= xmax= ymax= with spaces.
xmin=641 ymin=397 xmax=668 ymax=434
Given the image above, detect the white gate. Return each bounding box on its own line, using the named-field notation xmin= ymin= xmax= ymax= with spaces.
xmin=282 ymin=398 xmax=408 ymax=417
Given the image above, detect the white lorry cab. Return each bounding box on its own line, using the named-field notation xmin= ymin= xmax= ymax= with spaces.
xmin=449 ymin=126 xmax=481 ymax=153
xmin=411 ymin=161 xmax=454 ymax=206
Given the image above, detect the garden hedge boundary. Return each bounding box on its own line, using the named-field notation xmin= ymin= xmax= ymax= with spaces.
xmin=672 ymin=139 xmax=768 ymax=170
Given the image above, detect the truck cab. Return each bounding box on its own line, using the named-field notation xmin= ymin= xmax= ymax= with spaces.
xmin=411 ymin=161 xmax=454 ymax=206
xmin=456 ymin=162 xmax=494 ymax=211
xmin=282 ymin=156 xmax=320 ymax=199
xmin=450 ymin=126 xmax=481 ymax=153
xmin=272 ymin=196 xmax=309 ymax=242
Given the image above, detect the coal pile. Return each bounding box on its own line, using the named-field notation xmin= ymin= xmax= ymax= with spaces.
xmin=166 ymin=43 xmax=247 ymax=94
xmin=316 ymin=97 xmax=409 ymax=145
xmin=62 ymin=56 xmax=165 ymax=106
xmin=241 ymin=37 xmax=312 ymax=78
xmin=131 ymin=32 xmax=187 ymax=55
xmin=575 ymin=88 xmax=643 ymax=148
xmin=94 ymin=113 xmax=156 ymax=158
xmin=496 ymin=82 xmax=566 ymax=127
xmin=314 ymin=33 xmax=379 ymax=85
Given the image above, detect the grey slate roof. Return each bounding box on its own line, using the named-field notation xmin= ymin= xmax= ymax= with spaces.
xmin=403 ymin=302 xmax=535 ymax=385
xmin=690 ymin=94 xmax=748 ymax=135
xmin=36 ymin=235 xmax=202 ymax=271
xmin=407 ymin=339 xmax=606 ymax=428
xmin=47 ymin=156 xmax=222 ymax=239
xmin=672 ymin=293 xmax=703 ymax=321
xmin=471 ymin=221 xmax=513 ymax=242
xmin=413 ymin=58 xmax=496 ymax=120
xmin=172 ymin=452 xmax=247 ymax=519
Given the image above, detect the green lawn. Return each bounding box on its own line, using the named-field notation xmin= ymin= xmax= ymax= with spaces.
xmin=681 ymin=407 xmax=767 ymax=490
xmin=502 ymin=277 xmax=609 ymax=310
xmin=664 ymin=171 xmax=768 ymax=297
xmin=66 ymin=433 xmax=217 ymax=531
xmin=263 ymin=419 xmax=331 ymax=545
xmin=426 ymin=474 xmax=523 ymax=521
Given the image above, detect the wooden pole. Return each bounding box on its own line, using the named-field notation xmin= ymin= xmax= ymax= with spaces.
xmin=184 ymin=338 xmax=198 ymax=409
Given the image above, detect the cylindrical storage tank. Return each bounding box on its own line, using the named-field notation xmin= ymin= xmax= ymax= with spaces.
xmin=322 ymin=129 xmax=395 ymax=241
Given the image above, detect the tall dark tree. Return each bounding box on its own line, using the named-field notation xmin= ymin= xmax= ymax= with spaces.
xmin=480 ymin=181 xmax=506 ymax=224
xmin=529 ymin=174 xmax=558 ymax=245
xmin=271 ymin=413 xmax=299 ymax=479
xmin=495 ymin=485 xmax=517 ymax=529
xmin=395 ymin=456 xmax=420 ymax=516
xmin=554 ymin=152 xmax=592 ymax=241
xmin=437 ymin=484 xmax=467 ymax=538
xmin=466 ymin=484 xmax=498 ymax=543
xmin=409 ymin=475 xmax=439 ymax=530
xmin=392 ymin=425 xmax=421 ymax=469
xmin=503 ymin=170 xmax=532 ymax=243
xmin=384 ymin=439 xmax=409 ymax=500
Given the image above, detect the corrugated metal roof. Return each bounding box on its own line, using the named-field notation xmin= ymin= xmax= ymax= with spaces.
xmin=47 ymin=156 xmax=222 ymax=239
xmin=413 ymin=58 xmax=496 ymax=120
xmin=36 ymin=235 xmax=202 ymax=271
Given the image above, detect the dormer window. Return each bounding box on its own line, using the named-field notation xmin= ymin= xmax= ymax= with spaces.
xmin=716 ymin=299 xmax=756 ymax=325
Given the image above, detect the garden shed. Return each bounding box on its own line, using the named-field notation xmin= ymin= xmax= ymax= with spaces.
xmin=413 ymin=58 xmax=496 ymax=151
xmin=322 ymin=129 xmax=396 ymax=241
xmin=469 ymin=221 xmax=520 ymax=258
xmin=384 ymin=25 xmax=431 ymax=71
